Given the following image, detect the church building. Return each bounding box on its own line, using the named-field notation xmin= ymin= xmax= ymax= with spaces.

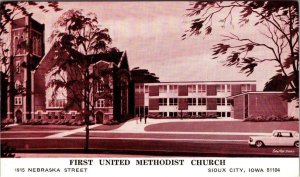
xmin=7 ymin=16 xmax=132 ymax=124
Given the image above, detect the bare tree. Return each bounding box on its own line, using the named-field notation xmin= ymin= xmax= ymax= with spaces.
xmin=184 ymin=1 xmax=298 ymax=101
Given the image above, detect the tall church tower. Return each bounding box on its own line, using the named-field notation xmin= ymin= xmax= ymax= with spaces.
xmin=8 ymin=15 xmax=44 ymax=123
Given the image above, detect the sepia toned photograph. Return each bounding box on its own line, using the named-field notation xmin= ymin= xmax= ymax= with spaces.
xmin=0 ymin=1 xmax=299 ymax=159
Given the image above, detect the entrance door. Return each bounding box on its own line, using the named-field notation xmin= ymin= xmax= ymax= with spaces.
xmin=96 ymin=111 xmax=104 ymax=124
xmin=15 ymin=110 xmax=22 ymax=123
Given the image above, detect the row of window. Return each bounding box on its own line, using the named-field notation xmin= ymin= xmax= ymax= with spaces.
xmin=45 ymin=99 xmax=106 ymax=108
xmin=48 ymin=99 xmax=67 ymax=108
xmin=38 ymin=112 xmax=76 ymax=119
xmin=135 ymin=84 xmax=252 ymax=93
xmin=13 ymin=30 xmax=42 ymax=56
xmin=158 ymin=112 xmax=231 ymax=117
xmin=13 ymin=30 xmax=26 ymax=55
xmin=158 ymin=98 xmax=231 ymax=106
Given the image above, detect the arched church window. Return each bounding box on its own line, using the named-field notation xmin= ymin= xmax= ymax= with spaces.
xmin=33 ymin=35 xmax=37 ymax=55
xmin=16 ymin=61 xmax=20 ymax=73
xmin=14 ymin=37 xmax=19 ymax=55
xmin=20 ymin=36 xmax=25 ymax=54
xmin=38 ymin=35 xmax=42 ymax=56
xmin=15 ymin=80 xmax=21 ymax=89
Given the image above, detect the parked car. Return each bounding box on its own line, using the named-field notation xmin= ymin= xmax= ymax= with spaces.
xmin=249 ymin=130 xmax=299 ymax=148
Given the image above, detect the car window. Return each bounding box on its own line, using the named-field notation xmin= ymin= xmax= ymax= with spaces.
xmin=280 ymin=132 xmax=292 ymax=137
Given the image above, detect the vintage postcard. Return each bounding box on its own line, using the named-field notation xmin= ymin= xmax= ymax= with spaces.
xmin=0 ymin=1 xmax=299 ymax=177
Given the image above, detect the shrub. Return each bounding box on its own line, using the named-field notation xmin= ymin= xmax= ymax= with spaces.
xmin=1 ymin=143 xmax=15 ymax=158
xmin=104 ymin=119 xmax=118 ymax=125
xmin=1 ymin=118 xmax=14 ymax=125
xmin=244 ymin=115 xmax=298 ymax=122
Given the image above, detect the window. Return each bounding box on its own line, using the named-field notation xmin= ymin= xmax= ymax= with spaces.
xmin=198 ymin=85 xmax=206 ymax=93
xmin=280 ymin=132 xmax=293 ymax=137
xmin=159 ymin=112 xmax=167 ymax=117
xmin=14 ymin=36 xmax=19 ymax=55
xmin=188 ymin=112 xmax=197 ymax=116
xmin=188 ymin=85 xmax=197 ymax=93
xmin=188 ymin=98 xmax=196 ymax=106
xmin=217 ymin=98 xmax=226 ymax=106
xmin=14 ymin=97 xmax=22 ymax=105
xmin=227 ymin=84 xmax=231 ymax=92
xmin=32 ymin=31 xmax=42 ymax=56
xmin=227 ymin=112 xmax=231 ymax=117
xmin=217 ymin=85 xmax=225 ymax=92
xmin=198 ymin=112 xmax=207 ymax=117
xmin=169 ymin=85 xmax=178 ymax=93
xmin=96 ymin=99 xmax=105 ymax=108
xmin=159 ymin=98 xmax=167 ymax=106
xmin=159 ymin=85 xmax=167 ymax=93
xmin=16 ymin=61 xmax=21 ymax=73
xmin=241 ymin=84 xmax=251 ymax=92
xmin=48 ymin=99 xmax=66 ymax=108
xmin=144 ymin=85 xmax=149 ymax=93
xmin=97 ymin=82 xmax=105 ymax=93
xmin=15 ymin=80 xmax=21 ymax=89
xmin=135 ymin=84 xmax=143 ymax=93
xmin=198 ymin=98 xmax=206 ymax=106
xmin=169 ymin=112 xmax=178 ymax=117
xmin=222 ymin=112 xmax=226 ymax=117
xmin=217 ymin=112 xmax=227 ymax=117
xmin=227 ymin=99 xmax=232 ymax=106
xmin=169 ymin=98 xmax=178 ymax=106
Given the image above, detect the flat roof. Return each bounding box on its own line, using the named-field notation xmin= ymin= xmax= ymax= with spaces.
xmin=137 ymin=80 xmax=256 ymax=85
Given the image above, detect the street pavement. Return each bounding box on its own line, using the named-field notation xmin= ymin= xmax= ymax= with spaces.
xmin=1 ymin=118 xmax=299 ymax=157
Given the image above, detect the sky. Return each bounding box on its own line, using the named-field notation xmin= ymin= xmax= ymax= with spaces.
xmin=26 ymin=1 xmax=280 ymax=91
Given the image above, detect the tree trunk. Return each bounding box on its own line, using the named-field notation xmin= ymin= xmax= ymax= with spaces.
xmin=84 ymin=121 xmax=89 ymax=152
xmin=9 ymin=55 xmax=14 ymax=120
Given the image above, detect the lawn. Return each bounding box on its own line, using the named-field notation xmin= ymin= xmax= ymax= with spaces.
xmin=144 ymin=121 xmax=299 ymax=133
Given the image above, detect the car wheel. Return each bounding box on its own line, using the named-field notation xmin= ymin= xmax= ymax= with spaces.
xmin=255 ymin=141 xmax=264 ymax=148
xmin=294 ymin=141 xmax=299 ymax=148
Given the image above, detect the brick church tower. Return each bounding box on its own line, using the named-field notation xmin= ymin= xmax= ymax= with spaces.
xmin=8 ymin=15 xmax=45 ymax=123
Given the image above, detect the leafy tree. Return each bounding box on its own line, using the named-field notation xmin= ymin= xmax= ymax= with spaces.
xmin=0 ymin=2 xmax=62 ymax=119
xmin=264 ymin=73 xmax=288 ymax=91
xmin=48 ymin=9 xmax=113 ymax=151
xmin=184 ymin=1 xmax=298 ymax=101
xmin=131 ymin=67 xmax=160 ymax=83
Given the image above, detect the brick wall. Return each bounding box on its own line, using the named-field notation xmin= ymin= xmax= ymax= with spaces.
xmin=149 ymin=86 xmax=159 ymax=96
xmin=178 ymin=98 xmax=188 ymax=110
xmin=248 ymin=93 xmax=287 ymax=117
xmin=207 ymin=98 xmax=217 ymax=110
xmin=149 ymin=98 xmax=159 ymax=110
xmin=33 ymin=47 xmax=57 ymax=111
xmin=207 ymin=85 xmax=217 ymax=96
xmin=178 ymin=85 xmax=188 ymax=96
xmin=135 ymin=92 xmax=144 ymax=106
xmin=233 ymin=95 xmax=244 ymax=119
xmin=250 ymin=84 xmax=256 ymax=91
xmin=231 ymin=85 xmax=242 ymax=96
